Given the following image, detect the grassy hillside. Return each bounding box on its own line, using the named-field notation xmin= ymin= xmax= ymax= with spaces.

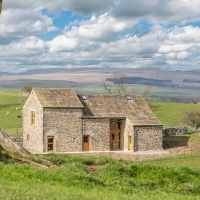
xmin=151 ymin=101 xmax=200 ymax=128
xmin=0 ymin=89 xmax=25 ymax=135
xmin=0 ymin=154 xmax=200 ymax=199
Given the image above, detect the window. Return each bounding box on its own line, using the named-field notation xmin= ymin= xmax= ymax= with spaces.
xmin=82 ymin=95 xmax=88 ymax=101
xmin=47 ymin=136 xmax=54 ymax=151
xmin=83 ymin=135 xmax=88 ymax=143
xmin=30 ymin=111 xmax=35 ymax=126
xmin=126 ymin=96 xmax=132 ymax=101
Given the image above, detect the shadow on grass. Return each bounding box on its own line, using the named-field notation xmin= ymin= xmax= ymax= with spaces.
xmin=163 ymin=135 xmax=190 ymax=149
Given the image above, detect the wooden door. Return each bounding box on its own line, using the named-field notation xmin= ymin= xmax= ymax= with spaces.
xmin=110 ymin=121 xmax=121 ymax=151
xmin=110 ymin=132 xmax=121 ymax=150
xmin=83 ymin=135 xmax=89 ymax=151
xmin=128 ymin=136 xmax=132 ymax=150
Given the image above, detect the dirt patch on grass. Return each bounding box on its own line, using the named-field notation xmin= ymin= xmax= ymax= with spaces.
xmin=86 ymin=165 xmax=103 ymax=173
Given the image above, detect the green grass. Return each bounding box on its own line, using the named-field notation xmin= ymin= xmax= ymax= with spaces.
xmin=151 ymin=102 xmax=200 ymax=127
xmin=2 ymin=128 xmax=22 ymax=137
xmin=0 ymin=154 xmax=200 ymax=199
xmin=0 ymin=89 xmax=25 ymax=130
xmin=147 ymin=155 xmax=200 ymax=169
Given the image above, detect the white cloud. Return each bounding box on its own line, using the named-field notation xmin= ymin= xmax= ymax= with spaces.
xmin=177 ymin=51 xmax=191 ymax=59
xmin=159 ymin=44 xmax=194 ymax=54
xmin=77 ymin=14 xmax=137 ymax=42
xmin=0 ymin=7 xmax=56 ymax=44
xmin=49 ymin=35 xmax=77 ymax=52
xmin=1 ymin=0 xmax=200 ymax=72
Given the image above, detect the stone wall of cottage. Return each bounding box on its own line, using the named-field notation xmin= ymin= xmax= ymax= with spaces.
xmin=123 ymin=118 xmax=134 ymax=151
xmin=23 ymin=92 xmax=43 ymax=153
xmin=83 ymin=118 xmax=110 ymax=151
xmin=134 ymin=126 xmax=163 ymax=151
xmin=43 ymin=108 xmax=83 ymax=152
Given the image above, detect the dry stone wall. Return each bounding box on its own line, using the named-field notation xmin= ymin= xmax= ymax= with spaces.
xmin=83 ymin=118 xmax=110 ymax=151
xmin=162 ymin=127 xmax=188 ymax=136
xmin=134 ymin=126 xmax=163 ymax=151
xmin=23 ymin=92 xmax=44 ymax=154
xmin=43 ymin=108 xmax=83 ymax=152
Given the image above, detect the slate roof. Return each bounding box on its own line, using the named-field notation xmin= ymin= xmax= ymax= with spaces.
xmin=78 ymin=94 xmax=162 ymax=126
xmin=33 ymin=88 xmax=84 ymax=108
xmin=31 ymin=88 xmax=161 ymax=126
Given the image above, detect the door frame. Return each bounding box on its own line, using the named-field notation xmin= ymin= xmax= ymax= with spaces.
xmin=128 ymin=135 xmax=133 ymax=150
xmin=110 ymin=120 xmax=121 ymax=151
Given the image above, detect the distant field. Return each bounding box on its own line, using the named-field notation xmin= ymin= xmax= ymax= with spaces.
xmin=151 ymin=101 xmax=200 ymax=128
xmin=77 ymin=84 xmax=200 ymax=98
xmin=0 ymin=89 xmax=26 ymax=136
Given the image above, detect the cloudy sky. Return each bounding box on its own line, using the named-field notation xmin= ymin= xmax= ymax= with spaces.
xmin=0 ymin=0 xmax=200 ymax=73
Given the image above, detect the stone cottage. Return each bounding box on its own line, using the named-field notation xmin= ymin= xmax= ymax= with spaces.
xmin=23 ymin=88 xmax=163 ymax=154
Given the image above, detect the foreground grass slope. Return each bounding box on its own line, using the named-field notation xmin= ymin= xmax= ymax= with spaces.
xmin=0 ymin=153 xmax=200 ymax=200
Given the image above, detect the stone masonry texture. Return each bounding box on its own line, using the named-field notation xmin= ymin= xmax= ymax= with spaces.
xmin=134 ymin=126 xmax=163 ymax=151
xmin=23 ymin=92 xmax=44 ymax=153
xmin=83 ymin=118 xmax=110 ymax=151
xmin=43 ymin=108 xmax=83 ymax=152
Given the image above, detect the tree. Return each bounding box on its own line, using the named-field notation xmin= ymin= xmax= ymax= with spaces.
xmin=20 ymin=86 xmax=32 ymax=101
xmin=102 ymin=73 xmax=151 ymax=101
xmin=182 ymin=110 xmax=200 ymax=131
xmin=21 ymin=86 xmax=32 ymax=93
xmin=102 ymin=73 xmax=137 ymax=95
xmin=141 ymin=85 xmax=151 ymax=101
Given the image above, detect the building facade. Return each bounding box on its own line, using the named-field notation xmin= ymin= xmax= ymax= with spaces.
xmin=23 ymin=88 xmax=163 ymax=154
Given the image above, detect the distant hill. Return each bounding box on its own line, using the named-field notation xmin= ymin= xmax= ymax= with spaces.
xmin=17 ymin=67 xmax=114 ymax=75
xmin=1 ymin=67 xmax=200 ymax=93
xmin=18 ymin=68 xmax=75 ymax=75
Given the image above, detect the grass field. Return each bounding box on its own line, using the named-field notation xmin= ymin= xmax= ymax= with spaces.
xmin=1 ymin=149 xmax=200 ymax=200
xmin=151 ymin=101 xmax=200 ymax=128
xmin=0 ymin=89 xmax=26 ymax=135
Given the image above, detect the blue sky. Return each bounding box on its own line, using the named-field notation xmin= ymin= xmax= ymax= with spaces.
xmin=0 ymin=0 xmax=200 ymax=72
